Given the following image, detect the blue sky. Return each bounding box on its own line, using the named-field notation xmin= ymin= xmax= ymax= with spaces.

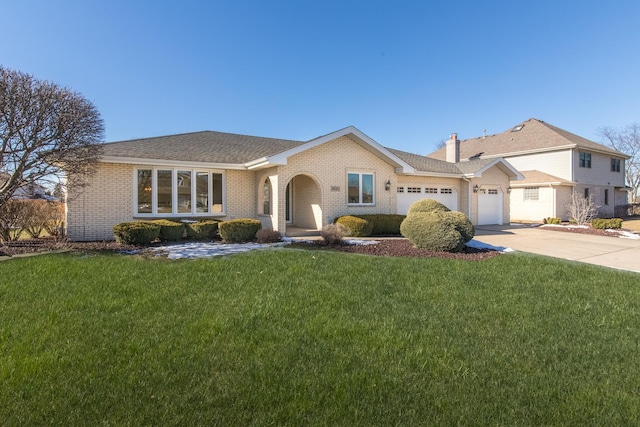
xmin=3 ymin=1 xmax=639 ymax=154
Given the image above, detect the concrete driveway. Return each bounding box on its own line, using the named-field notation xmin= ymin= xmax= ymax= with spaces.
xmin=474 ymin=225 xmax=640 ymax=273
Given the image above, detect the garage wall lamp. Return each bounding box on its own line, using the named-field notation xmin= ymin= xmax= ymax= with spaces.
xmin=385 ymin=180 xmax=391 ymax=191
xmin=473 ymin=184 xmax=479 ymax=193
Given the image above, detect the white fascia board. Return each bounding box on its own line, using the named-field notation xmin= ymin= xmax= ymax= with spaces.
xmin=264 ymin=126 xmax=416 ymax=173
xmin=472 ymin=145 xmax=577 ymax=159
xmin=99 ymin=156 xmax=247 ymax=170
xmin=466 ymin=158 xmax=524 ymax=180
xmin=398 ymin=171 xmax=463 ymax=178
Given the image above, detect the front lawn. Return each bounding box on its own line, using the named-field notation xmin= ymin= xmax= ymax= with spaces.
xmin=1 ymin=249 xmax=639 ymax=425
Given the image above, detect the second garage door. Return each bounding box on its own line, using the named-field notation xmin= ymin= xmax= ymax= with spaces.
xmin=477 ymin=188 xmax=503 ymax=225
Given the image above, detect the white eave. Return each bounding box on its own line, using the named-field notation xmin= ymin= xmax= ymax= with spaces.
xmin=462 ymin=158 xmax=524 ymax=180
xmin=99 ymin=155 xmax=247 ymax=170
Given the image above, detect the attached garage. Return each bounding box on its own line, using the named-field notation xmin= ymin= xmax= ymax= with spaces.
xmin=477 ymin=188 xmax=503 ymax=225
xmin=397 ymin=185 xmax=458 ymax=215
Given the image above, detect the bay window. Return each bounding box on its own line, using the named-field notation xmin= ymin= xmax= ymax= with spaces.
xmin=135 ymin=168 xmax=224 ymax=216
xmin=348 ymin=172 xmax=374 ymax=205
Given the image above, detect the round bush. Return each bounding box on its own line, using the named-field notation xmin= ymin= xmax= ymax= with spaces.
xmin=218 ymin=219 xmax=262 ymax=243
xmin=355 ymin=214 xmax=406 ymax=236
xmin=407 ymin=198 xmax=451 ymax=215
xmin=152 ymin=219 xmax=185 ymax=241
xmin=400 ymin=211 xmax=466 ymax=252
xmin=185 ymin=220 xmax=220 ymax=240
xmin=447 ymin=211 xmax=475 ymax=243
xmin=113 ymin=221 xmax=160 ymax=245
xmin=335 ymin=215 xmax=374 ymax=237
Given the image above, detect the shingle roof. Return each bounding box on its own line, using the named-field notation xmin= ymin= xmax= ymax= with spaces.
xmin=386 ymin=148 xmax=461 ymax=174
xmin=428 ymin=118 xmax=627 ymax=161
xmin=99 ymin=128 xmax=510 ymax=176
xmin=100 ymin=131 xmax=305 ymax=164
xmin=511 ymin=170 xmax=574 ymax=186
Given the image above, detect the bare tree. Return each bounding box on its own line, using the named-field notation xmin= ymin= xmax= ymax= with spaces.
xmin=0 ymin=66 xmax=104 ymax=207
xmin=598 ymin=123 xmax=640 ymax=203
xmin=566 ymin=191 xmax=599 ymax=225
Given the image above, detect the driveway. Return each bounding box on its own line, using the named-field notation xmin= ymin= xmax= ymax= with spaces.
xmin=474 ymin=225 xmax=640 ymax=273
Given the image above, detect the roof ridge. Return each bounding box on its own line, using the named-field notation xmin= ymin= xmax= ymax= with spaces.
xmin=104 ymin=129 xmax=304 ymax=145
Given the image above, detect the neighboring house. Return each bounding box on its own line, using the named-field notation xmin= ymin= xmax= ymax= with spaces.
xmin=428 ymin=118 xmax=630 ymax=222
xmin=65 ymin=126 xmax=521 ymax=241
xmin=0 ymin=171 xmax=55 ymax=200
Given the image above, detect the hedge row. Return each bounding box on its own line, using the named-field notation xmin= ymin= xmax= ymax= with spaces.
xmin=334 ymin=214 xmax=407 ymax=237
xmin=591 ymin=218 xmax=623 ymax=229
xmin=112 ymin=218 xmax=265 ymax=245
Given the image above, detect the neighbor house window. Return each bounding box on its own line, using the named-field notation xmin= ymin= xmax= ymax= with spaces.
xmin=348 ymin=172 xmax=374 ymax=204
xmin=135 ymin=168 xmax=223 ymax=216
xmin=579 ymin=152 xmax=592 ymax=168
xmin=262 ymin=178 xmax=271 ymax=215
xmin=523 ymin=187 xmax=539 ymax=201
xmin=604 ymin=189 xmax=609 ymax=205
xmin=584 ymin=188 xmax=590 ymax=199
xmin=611 ymin=158 xmax=621 ymax=172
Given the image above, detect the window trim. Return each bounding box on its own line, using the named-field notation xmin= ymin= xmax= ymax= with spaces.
xmin=133 ymin=167 xmax=225 ymax=217
xmin=611 ymin=158 xmax=621 ymax=172
xmin=347 ymin=172 xmax=375 ymax=205
xmin=579 ymin=152 xmax=592 ymax=168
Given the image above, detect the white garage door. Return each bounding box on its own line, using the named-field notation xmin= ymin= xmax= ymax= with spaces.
xmin=397 ymin=186 xmax=458 ymax=215
xmin=477 ymin=189 xmax=503 ymax=225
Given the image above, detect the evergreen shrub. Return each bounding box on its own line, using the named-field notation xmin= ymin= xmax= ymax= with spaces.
xmin=218 ymin=219 xmax=262 ymax=243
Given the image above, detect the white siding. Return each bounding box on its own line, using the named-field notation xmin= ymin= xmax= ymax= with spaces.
xmin=505 ymin=150 xmax=573 ymax=181
xmin=573 ymin=150 xmax=626 ymax=187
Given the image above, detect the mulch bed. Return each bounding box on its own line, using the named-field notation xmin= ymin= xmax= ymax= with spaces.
xmin=4 ymin=225 xmax=635 ymax=261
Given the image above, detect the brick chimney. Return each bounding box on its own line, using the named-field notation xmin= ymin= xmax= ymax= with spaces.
xmin=445 ymin=133 xmax=460 ymax=163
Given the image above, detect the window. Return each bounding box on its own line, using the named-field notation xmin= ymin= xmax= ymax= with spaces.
xmin=604 ymin=189 xmax=609 ymax=205
xmin=579 ymin=152 xmax=592 ymax=168
xmin=584 ymin=188 xmax=590 ymax=199
xmin=348 ymin=173 xmax=374 ymax=204
xmin=611 ymin=158 xmax=621 ymax=172
xmin=425 ymin=187 xmax=438 ymax=194
xmin=407 ymin=187 xmax=421 ymax=193
xmin=512 ymin=124 xmax=524 ymax=132
xmin=262 ymin=178 xmax=271 ymax=215
xmin=523 ymin=187 xmax=539 ymax=201
xmin=135 ymin=168 xmax=223 ymax=216
xmin=440 ymin=188 xmax=453 ymax=194
xmin=488 ymin=189 xmax=499 ymax=195
xmin=397 ymin=187 xmax=405 ymax=193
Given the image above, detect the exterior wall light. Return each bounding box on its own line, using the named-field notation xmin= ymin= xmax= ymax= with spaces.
xmin=385 ymin=180 xmax=391 ymax=191
xmin=473 ymin=185 xmax=479 ymax=193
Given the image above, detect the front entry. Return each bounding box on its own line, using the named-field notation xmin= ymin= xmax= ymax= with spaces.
xmin=285 ymin=174 xmax=323 ymax=233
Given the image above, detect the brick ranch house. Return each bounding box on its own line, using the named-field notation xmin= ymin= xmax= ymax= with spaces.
xmin=65 ymin=126 xmax=521 ymax=241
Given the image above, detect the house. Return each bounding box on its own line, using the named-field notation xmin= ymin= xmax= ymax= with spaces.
xmin=428 ymin=118 xmax=630 ymax=222
xmin=65 ymin=126 xmax=521 ymax=241
xmin=0 ymin=171 xmax=56 ymax=201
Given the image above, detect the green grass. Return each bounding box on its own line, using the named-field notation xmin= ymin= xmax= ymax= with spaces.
xmin=1 ymin=249 xmax=639 ymax=425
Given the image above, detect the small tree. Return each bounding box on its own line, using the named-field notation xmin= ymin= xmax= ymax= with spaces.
xmin=566 ymin=191 xmax=599 ymax=225
xmin=0 ymin=66 xmax=104 ymax=207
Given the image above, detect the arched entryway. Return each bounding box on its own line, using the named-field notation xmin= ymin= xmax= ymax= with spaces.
xmin=284 ymin=174 xmax=323 ymax=235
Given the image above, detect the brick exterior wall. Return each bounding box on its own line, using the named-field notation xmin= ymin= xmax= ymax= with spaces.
xmin=66 ymin=136 xmax=515 ymax=240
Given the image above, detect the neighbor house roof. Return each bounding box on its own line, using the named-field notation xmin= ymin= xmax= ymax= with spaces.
xmin=428 ymin=118 xmax=629 ymax=161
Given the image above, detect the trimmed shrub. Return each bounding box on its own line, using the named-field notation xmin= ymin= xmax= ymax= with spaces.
xmin=543 ymin=217 xmax=562 ymax=225
xmin=400 ymin=211 xmax=467 ymax=252
xmin=185 ymin=220 xmax=220 ymax=240
xmin=113 ymin=221 xmax=160 ymax=245
xmin=152 ymin=219 xmax=185 ymax=241
xmin=335 ymin=215 xmax=374 ymax=237
xmin=354 ymin=214 xmax=405 ymax=236
xmin=591 ymin=218 xmax=623 ymax=229
xmin=218 ymin=219 xmax=262 ymax=243
xmin=448 ymin=210 xmax=475 ymax=242
xmin=407 ymin=198 xmax=450 ymax=215
xmin=320 ymin=223 xmax=346 ymax=245
xmin=256 ymin=229 xmax=282 ymax=243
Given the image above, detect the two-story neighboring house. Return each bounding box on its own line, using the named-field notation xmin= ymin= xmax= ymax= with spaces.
xmin=428 ymin=118 xmax=630 ymax=221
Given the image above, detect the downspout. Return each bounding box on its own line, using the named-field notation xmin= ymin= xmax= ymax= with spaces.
xmin=462 ymin=176 xmax=472 ymax=219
